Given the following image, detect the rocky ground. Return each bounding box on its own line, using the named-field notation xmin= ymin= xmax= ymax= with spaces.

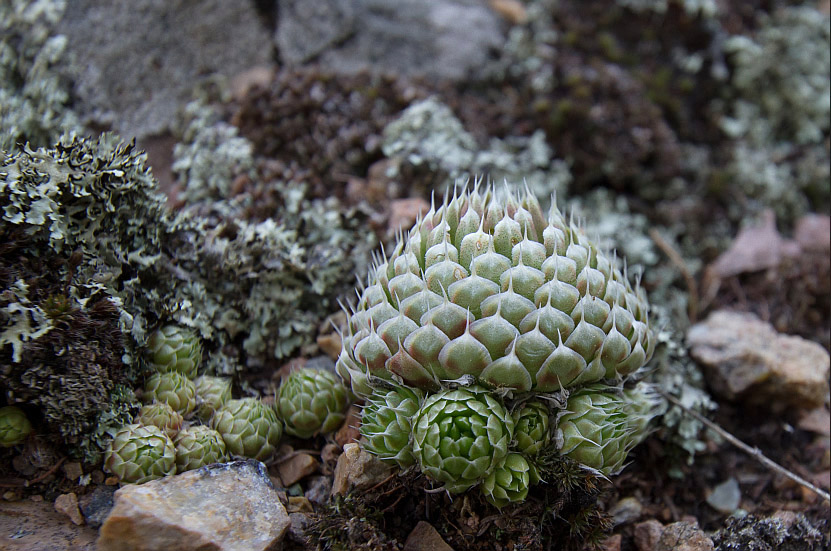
xmin=1 ymin=1 xmax=830 ymax=550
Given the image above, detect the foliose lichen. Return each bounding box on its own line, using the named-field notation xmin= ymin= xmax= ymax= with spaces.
xmin=0 ymin=0 xmax=81 ymax=153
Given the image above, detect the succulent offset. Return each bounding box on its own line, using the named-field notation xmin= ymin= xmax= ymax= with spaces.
xmin=337 ymin=186 xmax=654 ymax=396
xmin=275 ymin=368 xmax=349 ymax=439
xmin=555 ymin=383 xmax=661 ymax=476
xmin=480 ymin=453 xmax=531 ymax=508
xmin=360 ymin=385 xmax=423 ymax=468
xmin=136 ymin=402 xmax=184 ymax=440
xmin=339 ymin=185 xmax=661 ymax=506
xmin=104 ymin=424 xmax=176 ymax=484
xmin=512 ymin=400 xmax=551 ymax=456
xmin=211 ymin=398 xmax=282 ymax=460
xmin=174 ymin=425 xmax=229 ymax=472
xmin=0 ymin=406 xmax=32 ymax=447
xmin=145 ymin=324 xmax=202 ymax=378
xmin=143 ymin=372 xmax=197 ymax=416
xmin=412 ymin=386 xmax=514 ymax=493
xmin=194 ymin=375 xmax=232 ymax=421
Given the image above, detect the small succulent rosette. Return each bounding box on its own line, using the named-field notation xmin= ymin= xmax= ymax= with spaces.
xmin=360 ymin=385 xmax=424 ymax=469
xmin=174 ymin=425 xmax=229 ymax=472
xmin=0 ymin=406 xmax=32 ymax=447
xmin=145 ymin=324 xmax=202 ymax=378
xmin=105 ymin=424 xmax=176 ymax=484
xmin=136 ymin=402 xmax=184 ymax=440
xmin=193 ymin=375 xmax=232 ymax=421
xmin=211 ymin=398 xmax=282 ymax=460
xmin=275 ymin=367 xmax=349 ymax=439
xmin=143 ymin=371 xmax=197 ymax=416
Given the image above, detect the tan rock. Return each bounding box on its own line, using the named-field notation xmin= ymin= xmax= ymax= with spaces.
xmin=97 ymin=460 xmax=290 ymax=551
xmin=62 ymin=462 xmax=84 ymax=482
xmin=287 ymin=496 xmax=313 ymax=513
xmin=276 ymin=453 xmax=319 ymax=486
xmin=54 ymin=493 xmax=84 ymax=526
xmin=656 ymin=521 xmax=714 ymax=551
xmin=403 ymin=521 xmax=454 ymax=551
xmin=334 ymin=405 xmax=362 ymax=448
xmin=687 ymin=311 xmax=830 ymax=411
xmin=332 ymin=443 xmax=393 ymax=496
xmin=634 ymin=519 xmax=664 ymax=551
xmin=601 ymin=534 xmax=622 ymax=551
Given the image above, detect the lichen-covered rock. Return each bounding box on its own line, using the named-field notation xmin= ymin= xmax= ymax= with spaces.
xmin=97 ymin=460 xmax=290 ymax=551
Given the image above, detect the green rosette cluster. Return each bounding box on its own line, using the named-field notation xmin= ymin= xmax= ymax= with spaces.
xmin=174 ymin=425 xmax=229 ymax=472
xmin=337 ymin=186 xmax=654 ymax=397
xmin=104 ymin=424 xmax=176 ymax=484
xmin=360 ymin=385 xmax=423 ymax=468
xmin=211 ymin=398 xmax=282 ymax=460
xmin=338 ymin=185 xmax=661 ymax=506
xmin=555 ymin=383 xmax=660 ymax=476
xmin=412 ymin=386 xmax=514 ymax=493
xmin=0 ymin=406 xmax=32 ymax=447
xmin=145 ymin=325 xmax=202 ymax=379
xmin=143 ymin=371 xmax=197 ymax=416
xmin=194 ymin=375 xmax=232 ymax=421
xmin=275 ymin=368 xmax=349 ymax=439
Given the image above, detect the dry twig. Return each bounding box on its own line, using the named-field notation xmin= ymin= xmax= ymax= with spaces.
xmin=649 ymin=229 xmax=699 ymax=322
xmin=659 ymin=390 xmax=830 ymax=502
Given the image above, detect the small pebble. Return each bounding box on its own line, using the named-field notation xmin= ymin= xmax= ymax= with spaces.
xmin=707 ymin=478 xmax=741 ymax=514
xmin=54 ymin=492 xmax=85 ymax=525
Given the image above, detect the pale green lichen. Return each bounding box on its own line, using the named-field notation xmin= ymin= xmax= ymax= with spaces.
xmin=381 ymin=97 xmax=571 ymax=202
xmin=172 ymin=99 xmax=254 ymax=203
xmin=0 ymin=0 xmax=81 ymax=153
xmin=617 ymin=0 xmax=719 ymax=18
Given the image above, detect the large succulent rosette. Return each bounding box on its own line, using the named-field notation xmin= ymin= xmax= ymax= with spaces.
xmin=337 ymin=186 xmax=654 ymax=397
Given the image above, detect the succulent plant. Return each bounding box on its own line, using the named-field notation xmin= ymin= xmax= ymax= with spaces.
xmin=145 ymin=324 xmax=202 ymax=378
xmin=275 ymin=368 xmax=349 ymax=439
xmin=174 ymin=425 xmax=229 ymax=472
xmin=193 ymin=375 xmax=232 ymax=421
xmin=136 ymin=402 xmax=184 ymax=440
xmin=512 ymin=400 xmax=551 ymax=456
xmin=211 ymin=398 xmax=282 ymax=460
xmin=412 ymin=386 xmax=514 ymax=493
xmin=480 ymin=453 xmax=532 ymax=508
xmin=104 ymin=424 xmax=176 ymax=484
xmin=555 ymin=384 xmax=660 ymax=476
xmin=337 ymin=185 xmax=654 ymax=397
xmin=0 ymin=406 xmax=32 ymax=447
xmin=360 ymin=385 xmax=423 ymax=468
xmin=144 ymin=372 xmax=197 ymax=416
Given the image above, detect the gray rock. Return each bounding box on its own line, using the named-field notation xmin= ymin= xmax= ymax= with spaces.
xmin=78 ymin=484 xmax=117 ymax=528
xmin=305 ymin=475 xmax=332 ymax=505
xmin=275 ymin=0 xmax=505 ymax=81
xmin=609 ymin=496 xmax=643 ymax=526
xmin=57 ymin=0 xmax=272 ymax=140
xmin=706 ymin=478 xmax=741 ymax=514
xmin=687 ymin=311 xmax=830 ymax=411
xmin=97 ymin=460 xmax=290 ymax=551
xmin=288 ymin=512 xmax=311 ymax=545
